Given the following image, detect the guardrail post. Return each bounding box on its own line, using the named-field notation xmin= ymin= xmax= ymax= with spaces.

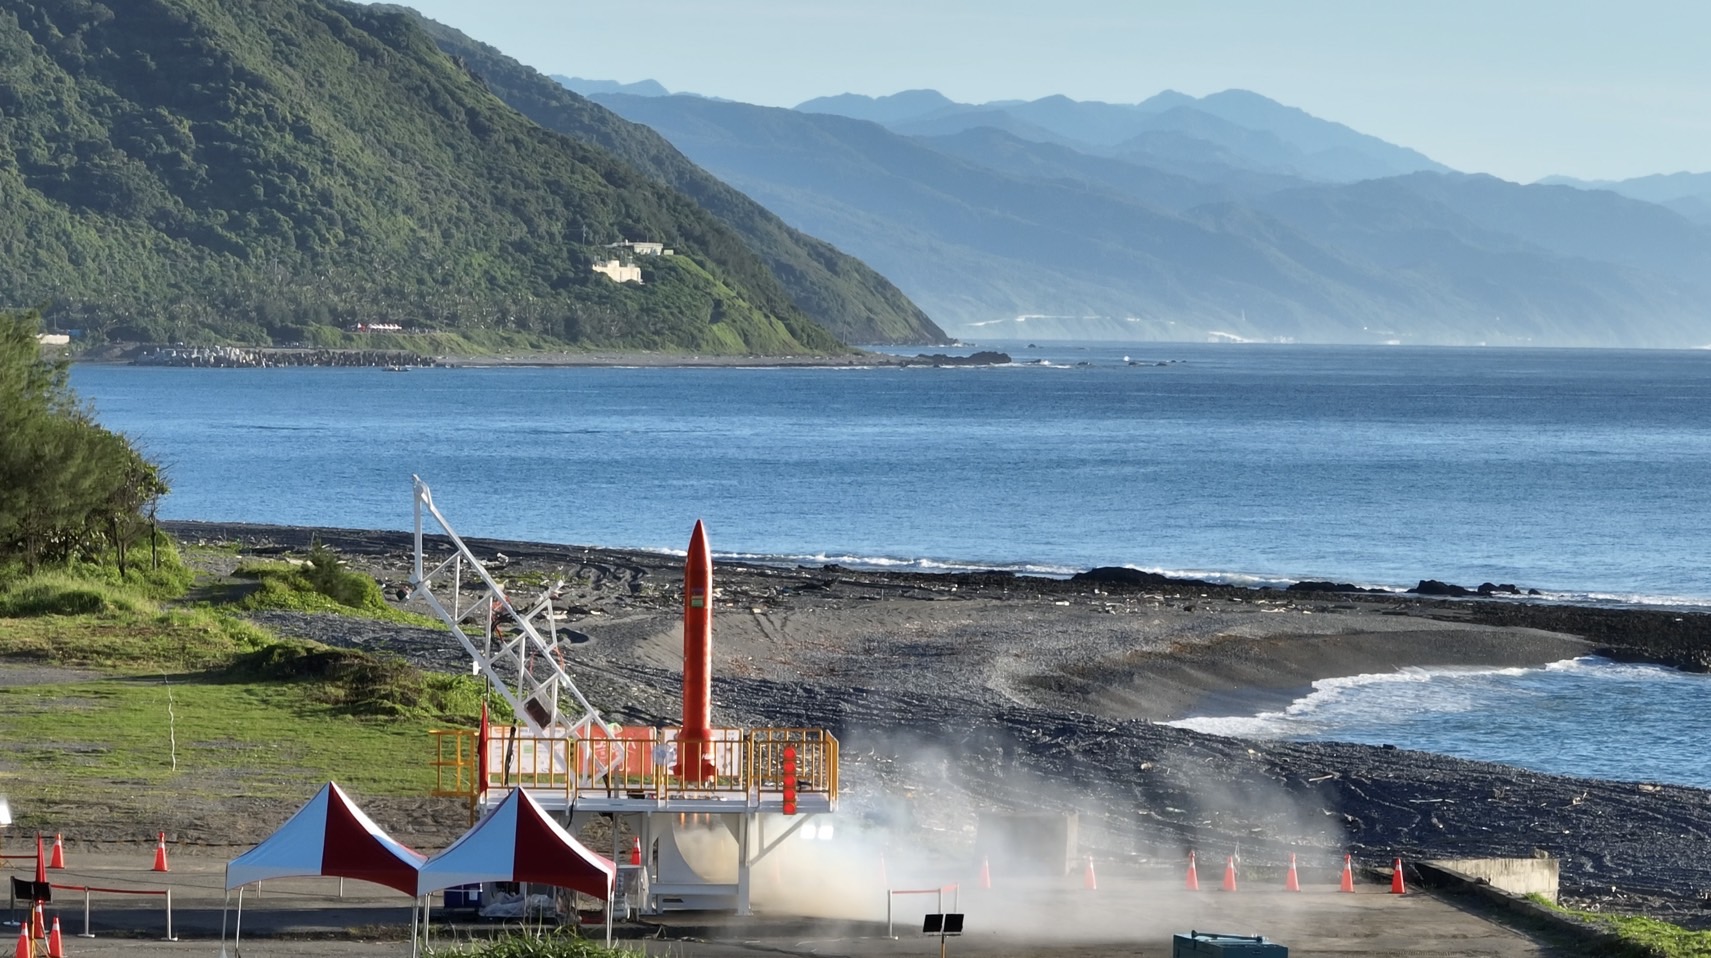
xmin=163 ymin=888 xmax=176 ymax=941
xmin=80 ymin=889 xmax=92 ymax=938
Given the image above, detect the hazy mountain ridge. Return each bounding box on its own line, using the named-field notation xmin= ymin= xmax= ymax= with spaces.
xmin=799 ymin=87 xmax=1448 ymax=183
xmin=551 ymin=76 xmax=671 ymax=97
xmin=1540 ymin=172 xmax=1711 ymax=227
xmin=585 ymin=85 xmax=1711 ymax=346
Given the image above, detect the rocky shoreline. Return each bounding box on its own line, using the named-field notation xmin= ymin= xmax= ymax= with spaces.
xmin=156 ymin=520 xmax=1711 ymax=924
xmin=82 ymin=345 xmax=1016 ymax=370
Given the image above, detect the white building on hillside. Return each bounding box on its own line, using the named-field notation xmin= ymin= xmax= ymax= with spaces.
xmin=592 ymin=259 xmax=643 ymax=283
xmin=609 ymin=240 xmax=673 ymax=256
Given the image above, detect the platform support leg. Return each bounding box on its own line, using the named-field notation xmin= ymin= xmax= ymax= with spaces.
xmin=736 ymin=813 xmax=753 ymax=916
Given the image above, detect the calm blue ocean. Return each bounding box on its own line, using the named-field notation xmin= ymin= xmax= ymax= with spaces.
xmin=68 ymin=342 xmax=1711 ymax=786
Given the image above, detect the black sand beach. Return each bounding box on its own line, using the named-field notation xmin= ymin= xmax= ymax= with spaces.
xmin=82 ymin=521 xmax=1711 ymax=924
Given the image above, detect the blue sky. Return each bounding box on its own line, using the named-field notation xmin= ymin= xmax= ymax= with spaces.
xmin=391 ymin=0 xmax=1709 ymax=184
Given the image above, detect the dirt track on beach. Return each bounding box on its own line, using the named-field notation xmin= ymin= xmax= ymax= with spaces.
xmin=37 ymin=521 xmax=1711 ymax=928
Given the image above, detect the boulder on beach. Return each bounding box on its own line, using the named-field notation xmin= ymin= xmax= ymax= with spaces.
xmin=1411 ymin=579 xmax=1476 ymax=597
xmin=1286 ymin=580 xmax=1390 ymax=594
xmin=1072 ymin=566 xmax=1213 ymax=588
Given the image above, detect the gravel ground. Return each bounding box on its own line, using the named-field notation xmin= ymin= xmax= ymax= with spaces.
xmin=121 ymin=521 xmax=1711 ymax=924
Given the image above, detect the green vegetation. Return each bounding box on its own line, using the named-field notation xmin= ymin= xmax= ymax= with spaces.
xmin=427 ymin=930 xmax=640 ymax=958
xmin=0 ymin=0 xmax=846 ymax=355
xmin=0 ymin=311 xmax=483 ymax=815
xmin=224 ymin=643 xmax=486 ymax=719
xmin=0 ymin=565 xmax=476 ymax=725
xmin=230 ymin=543 xmax=438 ymax=627
xmin=400 ymin=11 xmax=947 ymax=347
xmin=1581 ymin=914 xmax=1711 ymax=958
xmin=0 ymin=567 xmax=487 ymax=807
xmin=1527 ymin=894 xmax=1711 ymax=957
xmin=0 ymin=674 xmax=445 ymax=801
xmin=0 ymin=311 xmax=167 ymax=572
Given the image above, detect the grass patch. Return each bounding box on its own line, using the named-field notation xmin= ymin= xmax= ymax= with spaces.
xmin=1583 ymin=914 xmax=1711 ymax=957
xmin=0 ymin=540 xmax=492 ymax=819
xmin=0 ymin=572 xmax=158 ymax=617
xmin=0 ymin=674 xmax=449 ymax=805
xmin=1528 ymin=895 xmax=1711 ymax=957
xmin=0 ymin=608 xmax=273 ymax=670
xmin=427 ymin=930 xmax=640 ymax=958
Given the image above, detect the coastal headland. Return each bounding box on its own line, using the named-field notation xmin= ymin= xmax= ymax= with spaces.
xmin=133 ymin=519 xmax=1711 ymax=928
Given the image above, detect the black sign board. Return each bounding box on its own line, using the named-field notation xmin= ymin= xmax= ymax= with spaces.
xmin=10 ymin=878 xmax=49 ymax=902
xmin=922 ymin=913 xmax=963 ymax=935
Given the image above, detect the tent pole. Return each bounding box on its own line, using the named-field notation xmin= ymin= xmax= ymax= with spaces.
xmin=219 ymin=890 xmax=229 ymax=957
xmin=234 ymin=886 xmax=244 ymax=946
xmin=605 ymin=892 xmax=613 ymax=948
xmin=410 ymin=895 xmax=420 ymax=958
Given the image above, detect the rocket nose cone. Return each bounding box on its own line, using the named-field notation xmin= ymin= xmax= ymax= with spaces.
xmin=687 ymin=520 xmax=709 ymax=559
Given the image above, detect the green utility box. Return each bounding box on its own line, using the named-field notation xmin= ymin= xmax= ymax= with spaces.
xmin=1172 ymin=930 xmax=1287 ymax=957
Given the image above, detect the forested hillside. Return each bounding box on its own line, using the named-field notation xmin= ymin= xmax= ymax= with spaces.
xmin=0 ymin=0 xmax=844 ymax=354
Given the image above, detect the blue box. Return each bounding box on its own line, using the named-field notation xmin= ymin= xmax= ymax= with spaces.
xmin=1172 ymin=931 xmax=1287 ymax=957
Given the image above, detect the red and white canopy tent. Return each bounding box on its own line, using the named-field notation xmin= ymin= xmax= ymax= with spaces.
xmin=222 ymin=782 xmax=427 ymax=946
xmin=417 ymin=786 xmax=618 ymax=944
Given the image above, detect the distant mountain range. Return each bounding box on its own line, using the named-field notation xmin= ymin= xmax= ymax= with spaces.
xmin=574 ymin=82 xmax=1711 ymax=346
xmin=799 ymin=89 xmax=1450 ymax=184
xmin=551 ymin=76 xmax=673 ymax=98
xmin=1539 ymin=172 xmax=1711 ymax=227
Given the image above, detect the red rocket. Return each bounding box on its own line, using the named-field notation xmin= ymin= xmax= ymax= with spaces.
xmin=674 ymin=520 xmax=717 ymax=781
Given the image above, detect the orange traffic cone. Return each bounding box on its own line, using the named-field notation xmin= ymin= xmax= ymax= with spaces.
xmin=48 ymin=836 xmax=64 ymax=870
xmin=628 ymin=837 xmax=641 ymax=867
xmin=151 ymin=833 xmax=169 ymax=872
xmin=1082 ymin=855 xmax=1097 ymax=891
xmin=15 ymin=922 xmax=31 ymax=958
xmin=1185 ymin=851 xmax=1200 ymax=891
xmin=45 ymin=919 xmax=62 ymax=958
xmin=1221 ymin=855 xmax=1238 ymax=892
xmin=1390 ymin=858 xmax=1407 ymax=895
xmin=1284 ymin=853 xmax=1301 ymax=892
xmin=978 ymin=855 xmax=991 ymax=890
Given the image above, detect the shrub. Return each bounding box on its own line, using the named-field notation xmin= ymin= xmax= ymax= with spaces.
xmin=302 ymin=542 xmax=382 ymax=608
xmin=226 ymin=641 xmax=491 ymax=721
xmin=0 ymin=571 xmax=155 ymax=617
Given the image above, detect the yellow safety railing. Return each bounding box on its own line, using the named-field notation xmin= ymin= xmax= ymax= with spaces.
xmin=430 ymin=727 xmax=478 ymax=799
xmin=750 ymin=727 xmax=839 ymax=798
xmin=430 ymin=726 xmax=838 ymax=807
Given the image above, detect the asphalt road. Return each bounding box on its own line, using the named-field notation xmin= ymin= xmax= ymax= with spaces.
xmin=6 ymin=850 xmax=1581 ymax=958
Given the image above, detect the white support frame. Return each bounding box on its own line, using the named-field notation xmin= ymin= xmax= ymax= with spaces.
xmin=409 ymin=477 xmax=610 ymax=774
